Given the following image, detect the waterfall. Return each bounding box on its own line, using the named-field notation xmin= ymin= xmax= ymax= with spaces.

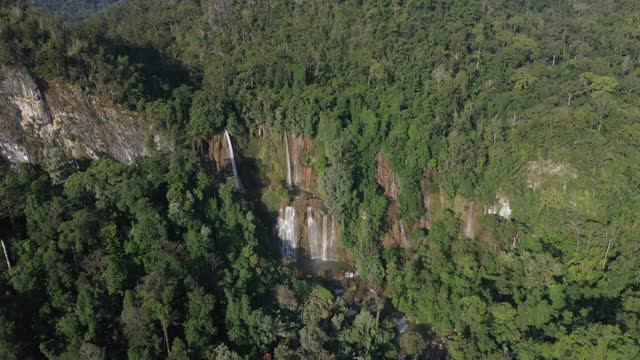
xmin=308 ymin=208 xmax=338 ymax=261
xmin=399 ymin=219 xmax=408 ymax=248
xmin=223 ymin=130 xmax=243 ymax=192
xmin=318 ymin=215 xmax=337 ymax=261
xmin=464 ymin=201 xmax=475 ymax=239
xmin=278 ymin=206 xmax=297 ymax=259
xmin=284 ymin=132 xmax=293 ymax=189
xmin=390 ymin=174 xmax=397 ymax=200
xmin=322 ymin=215 xmax=329 ymax=261
xmin=307 ymin=207 xmax=322 ymax=259
xmin=329 ymin=216 xmax=337 ymax=260
xmin=299 ymin=213 xmax=338 ymax=262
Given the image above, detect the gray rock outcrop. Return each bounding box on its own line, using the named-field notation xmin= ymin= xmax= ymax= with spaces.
xmin=0 ymin=65 xmax=150 ymax=164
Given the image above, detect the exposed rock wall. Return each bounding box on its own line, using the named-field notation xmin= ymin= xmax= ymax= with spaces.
xmin=485 ymin=196 xmax=512 ymax=219
xmin=290 ymin=133 xmax=317 ymax=194
xmin=0 ymin=66 xmax=150 ymax=164
xmin=376 ymin=152 xmax=412 ymax=248
xmin=381 ymin=205 xmax=410 ymax=248
xmin=418 ymin=169 xmax=439 ymax=231
xmin=202 ymin=129 xmax=319 ymax=193
xmin=376 ymin=152 xmax=398 ymax=201
xmin=204 ymin=133 xmax=226 ymax=171
xmin=453 ymin=195 xmax=482 ymax=240
xmin=198 ymin=129 xmax=344 ymax=260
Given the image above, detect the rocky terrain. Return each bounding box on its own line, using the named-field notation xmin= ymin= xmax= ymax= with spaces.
xmin=0 ymin=66 xmax=152 ymax=165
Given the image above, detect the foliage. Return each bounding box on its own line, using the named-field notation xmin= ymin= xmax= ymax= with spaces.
xmin=1 ymin=0 xmax=640 ymax=359
xmin=28 ymin=0 xmax=121 ymax=21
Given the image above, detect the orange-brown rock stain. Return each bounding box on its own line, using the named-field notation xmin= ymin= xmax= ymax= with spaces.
xmin=376 ymin=152 xmax=412 ymax=249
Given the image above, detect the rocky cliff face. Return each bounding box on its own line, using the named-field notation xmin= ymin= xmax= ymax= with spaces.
xmin=376 ymin=152 xmax=499 ymax=245
xmin=0 ymin=66 xmax=151 ymax=164
xmin=201 ymin=133 xmax=226 ymax=172
xmin=289 ymin=133 xmax=317 ymax=194
xmin=198 ymin=129 xmax=345 ymax=261
xmin=376 ymin=152 xmax=399 ymax=200
xmin=200 ymin=128 xmax=319 ymax=193
xmin=376 ymin=152 xmax=413 ymax=248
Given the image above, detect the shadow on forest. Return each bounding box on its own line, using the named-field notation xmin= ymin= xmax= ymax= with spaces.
xmin=93 ymin=34 xmax=198 ymax=101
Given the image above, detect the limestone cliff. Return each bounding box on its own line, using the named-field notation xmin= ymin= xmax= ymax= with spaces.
xmin=199 ymin=128 xmax=319 ymax=194
xmin=376 ymin=152 xmax=412 ymax=248
xmin=0 ymin=66 xmax=152 ymax=164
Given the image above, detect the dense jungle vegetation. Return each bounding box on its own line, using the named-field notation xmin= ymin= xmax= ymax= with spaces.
xmin=27 ymin=0 xmax=121 ymax=21
xmin=1 ymin=0 xmax=640 ymax=359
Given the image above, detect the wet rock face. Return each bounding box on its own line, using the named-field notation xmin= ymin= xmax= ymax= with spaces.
xmin=381 ymin=205 xmax=410 ymax=249
xmin=375 ymin=152 xmax=412 ymax=248
xmin=203 ymin=129 xmax=319 ymax=194
xmin=375 ymin=152 xmax=398 ymax=201
xmin=204 ymin=133 xmax=226 ymax=171
xmin=198 ymin=130 xmax=345 ymax=261
xmin=0 ymin=66 xmax=150 ymax=164
xmin=290 ymin=134 xmax=317 ymax=193
xmin=452 ymin=195 xmax=481 ymax=240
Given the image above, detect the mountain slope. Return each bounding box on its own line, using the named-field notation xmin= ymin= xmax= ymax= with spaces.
xmin=28 ymin=0 xmax=121 ymax=21
xmin=0 ymin=65 xmax=154 ymax=164
xmin=0 ymin=1 xmax=639 ymax=359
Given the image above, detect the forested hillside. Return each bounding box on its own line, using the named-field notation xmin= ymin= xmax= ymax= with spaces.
xmin=27 ymin=0 xmax=121 ymax=21
xmin=1 ymin=0 xmax=640 ymax=359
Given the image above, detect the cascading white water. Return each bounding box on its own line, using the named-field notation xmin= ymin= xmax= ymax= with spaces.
xmin=307 ymin=207 xmax=322 ymax=259
xmin=464 ymin=201 xmax=474 ymax=239
xmin=278 ymin=206 xmax=297 ymax=259
xmin=223 ymin=130 xmax=243 ymax=192
xmin=317 ymin=215 xmax=337 ymax=261
xmin=322 ymin=215 xmax=329 ymax=261
xmin=284 ymin=132 xmax=293 ymax=190
xmin=399 ymin=219 xmax=408 ymax=248
xmin=329 ymin=216 xmax=337 ymax=260
xmin=390 ymin=174 xmax=398 ymax=200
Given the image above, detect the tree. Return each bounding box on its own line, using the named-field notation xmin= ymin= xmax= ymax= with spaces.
xmin=579 ymin=72 xmax=619 ymax=93
xmin=399 ymin=330 xmax=428 ymax=357
xmin=321 ymin=138 xmax=353 ymax=219
xmin=0 ymin=313 xmax=18 ymax=360
xmin=103 ymin=254 xmax=127 ymax=296
xmin=42 ymin=147 xmax=74 ymax=185
xmin=368 ymin=62 xmax=386 ymax=85
xmin=185 ymin=287 xmax=217 ymax=356
xmin=140 ymin=265 xmax=180 ymax=355
xmin=225 ymin=293 xmax=273 ymax=353
xmin=299 ymin=325 xmax=332 ymax=359
xmin=207 ymin=343 xmax=242 ymax=360
xmin=511 ymin=68 xmax=537 ymax=90
xmin=126 ymin=202 xmax=169 ymax=270
xmin=78 ymin=343 xmax=106 ymax=360
xmin=76 ymin=282 xmax=99 ymax=342
xmin=489 ymin=302 xmax=521 ymax=346
xmin=121 ymin=290 xmax=161 ymax=359
xmin=301 ymin=287 xmax=334 ymax=326
xmin=275 ymin=285 xmax=298 ymax=311
xmin=551 ymin=325 xmax=638 ymax=360
xmin=188 ymin=90 xmax=227 ymax=137
xmin=168 ymin=338 xmax=189 ymax=360
xmin=339 ymin=311 xmax=392 ymax=358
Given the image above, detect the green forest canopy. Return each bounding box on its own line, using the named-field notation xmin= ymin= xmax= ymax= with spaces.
xmin=27 ymin=0 xmax=121 ymax=21
xmin=1 ymin=0 xmax=640 ymax=359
